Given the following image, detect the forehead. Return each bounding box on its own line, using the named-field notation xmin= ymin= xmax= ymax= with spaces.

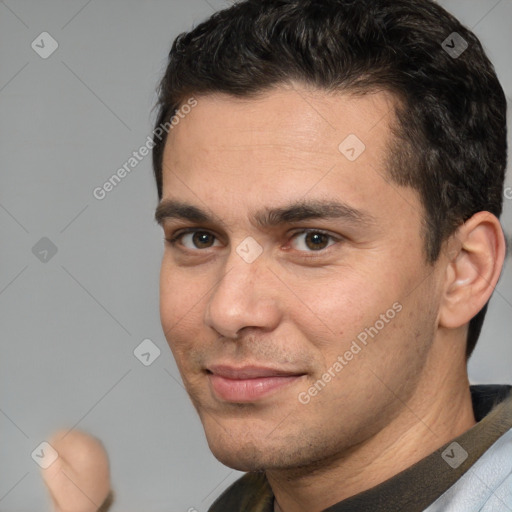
xmin=164 ymin=85 xmax=397 ymax=164
xmin=159 ymin=86 xmax=420 ymax=232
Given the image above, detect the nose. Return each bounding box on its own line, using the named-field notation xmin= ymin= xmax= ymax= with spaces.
xmin=204 ymin=246 xmax=281 ymax=340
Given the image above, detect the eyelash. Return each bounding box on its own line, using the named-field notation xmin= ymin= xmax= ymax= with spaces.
xmin=165 ymin=228 xmax=341 ymax=257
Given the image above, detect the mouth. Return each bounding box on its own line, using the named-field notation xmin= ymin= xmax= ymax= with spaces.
xmin=206 ymin=364 xmax=306 ymax=403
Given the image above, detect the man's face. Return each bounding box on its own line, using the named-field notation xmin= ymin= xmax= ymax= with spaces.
xmin=157 ymin=85 xmax=445 ymax=471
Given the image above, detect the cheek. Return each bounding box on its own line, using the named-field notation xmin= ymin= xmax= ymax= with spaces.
xmin=290 ymin=271 xmax=382 ymax=345
xmin=159 ymin=259 xmax=206 ymax=351
xmin=291 ymin=265 xmax=412 ymax=372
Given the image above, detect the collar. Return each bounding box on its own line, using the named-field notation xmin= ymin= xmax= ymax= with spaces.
xmin=209 ymin=385 xmax=512 ymax=512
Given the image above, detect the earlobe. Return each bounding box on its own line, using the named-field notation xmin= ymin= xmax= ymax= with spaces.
xmin=439 ymin=212 xmax=506 ymax=330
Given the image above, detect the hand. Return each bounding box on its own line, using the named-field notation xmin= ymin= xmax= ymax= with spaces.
xmin=40 ymin=429 xmax=112 ymax=512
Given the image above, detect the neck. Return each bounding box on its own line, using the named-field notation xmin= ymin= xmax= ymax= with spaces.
xmin=268 ymin=356 xmax=475 ymax=512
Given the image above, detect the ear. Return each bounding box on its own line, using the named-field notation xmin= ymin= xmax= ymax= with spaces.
xmin=439 ymin=211 xmax=506 ymax=330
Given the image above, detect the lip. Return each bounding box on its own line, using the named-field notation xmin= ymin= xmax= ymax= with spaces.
xmin=207 ymin=364 xmax=305 ymax=403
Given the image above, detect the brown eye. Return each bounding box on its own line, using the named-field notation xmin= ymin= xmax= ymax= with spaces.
xmin=190 ymin=231 xmax=215 ymax=248
xmin=168 ymin=230 xmax=221 ymax=250
xmin=290 ymin=230 xmax=337 ymax=252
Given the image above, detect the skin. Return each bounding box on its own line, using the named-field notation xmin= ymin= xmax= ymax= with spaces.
xmin=41 ymin=430 xmax=111 ymax=512
xmin=155 ymin=83 xmax=506 ymax=512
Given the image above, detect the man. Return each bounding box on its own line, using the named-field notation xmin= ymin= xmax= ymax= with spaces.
xmin=152 ymin=0 xmax=511 ymax=510
xmin=42 ymin=0 xmax=510 ymax=510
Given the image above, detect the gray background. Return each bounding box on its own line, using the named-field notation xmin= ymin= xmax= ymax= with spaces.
xmin=0 ymin=1 xmax=511 ymax=511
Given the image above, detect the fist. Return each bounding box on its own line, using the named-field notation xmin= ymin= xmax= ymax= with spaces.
xmin=40 ymin=430 xmax=112 ymax=512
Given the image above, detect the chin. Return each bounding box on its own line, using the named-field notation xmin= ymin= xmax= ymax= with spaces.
xmin=202 ymin=424 xmax=320 ymax=473
xmin=204 ymin=427 xmax=272 ymax=471
xmin=212 ymin=447 xmax=268 ymax=472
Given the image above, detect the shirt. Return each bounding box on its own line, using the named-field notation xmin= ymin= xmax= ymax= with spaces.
xmin=208 ymin=384 xmax=512 ymax=512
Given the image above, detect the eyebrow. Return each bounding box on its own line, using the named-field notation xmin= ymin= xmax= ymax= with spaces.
xmin=154 ymin=198 xmax=375 ymax=229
